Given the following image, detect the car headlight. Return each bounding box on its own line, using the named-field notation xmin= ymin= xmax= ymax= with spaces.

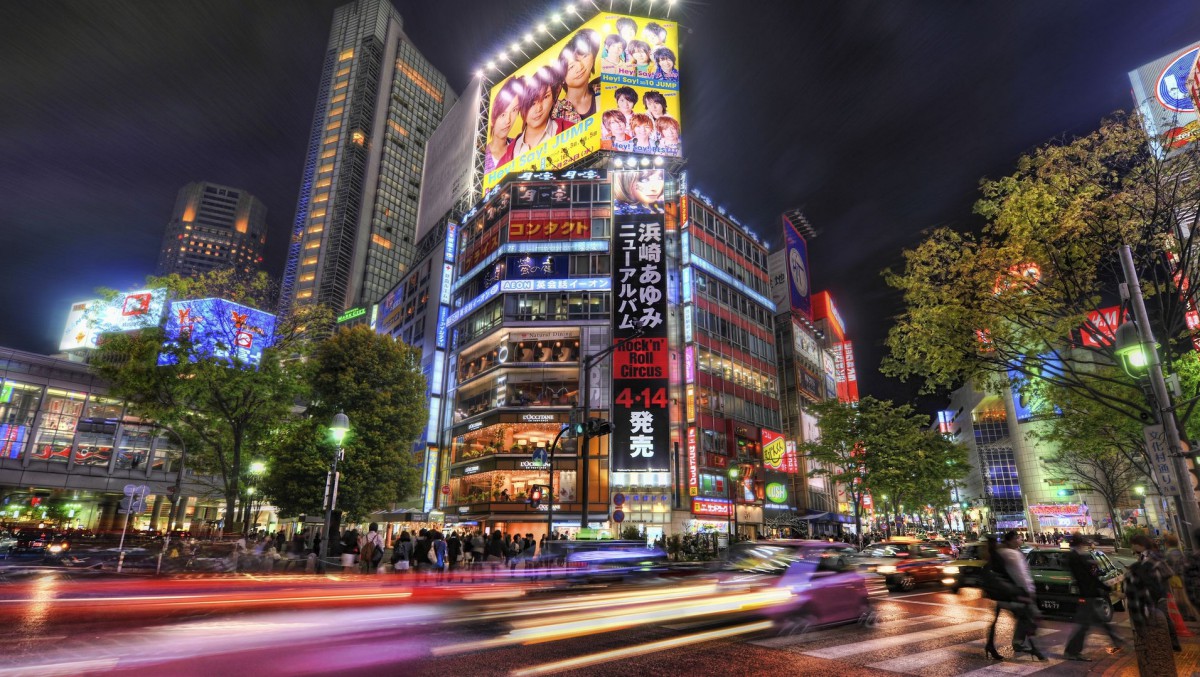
xmin=877 ymin=565 xmax=897 ymax=574
xmin=48 ymin=544 xmax=62 ymax=554
xmin=942 ymin=565 xmax=960 ymax=574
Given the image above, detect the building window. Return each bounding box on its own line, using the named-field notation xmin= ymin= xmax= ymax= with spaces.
xmin=338 ymin=48 xmax=354 ymax=61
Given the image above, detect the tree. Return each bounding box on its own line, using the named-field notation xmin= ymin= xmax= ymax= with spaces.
xmin=1028 ymin=379 xmax=1152 ymax=539
xmin=801 ymin=396 xmax=966 ymax=538
xmin=261 ymin=326 xmax=427 ymax=521
xmin=883 ymin=113 xmax=1200 ymax=434
xmin=92 ymin=270 xmax=330 ymax=534
xmin=870 ymin=427 xmax=970 ymax=534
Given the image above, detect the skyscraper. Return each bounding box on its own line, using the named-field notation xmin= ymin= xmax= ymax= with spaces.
xmin=280 ymin=0 xmax=457 ymax=315
xmin=156 ymin=182 xmax=266 ymax=278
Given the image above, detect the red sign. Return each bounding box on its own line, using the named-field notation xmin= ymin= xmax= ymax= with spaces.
xmin=782 ymin=440 xmax=799 ymax=474
xmin=834 ymin=341 xmax=859 ymax=404
xmin=612 ymin=338 xmax=669 ymax=379
xmin=1080 ymin=306 xmax=1125 ymax=349
xmin=692 ymin=497 xmax=733 ymax=517
xmin=761 ymin=429 xmax=786 ymax=470
xmin=707 ymin=452 xmax=728 ymax=469
xmin=507 ymin=218 xmax=590 ymax=242
xmin=811 ymin=291 xmax=845 ymax=341
xmin=441 ymin=485 xmax=451 ymax=495
xmin=687 ymin=427 xmax=699 ymax=497
xmin=1029 ymin=504 xmax=1086 ymax=517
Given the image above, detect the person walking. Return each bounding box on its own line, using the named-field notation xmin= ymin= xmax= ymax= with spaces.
xmin=413 ymin=528 xmax=431 ymax=572
xmin=1064 ymin=534 xmax=1123 ymax=660
xmin=447 ymin=531 xmax=462 ymax=578
xmin=391 ymin=530 xmax=413 ymax=573
xmin=982 ymin=531 xmax=1044 ymax=661
xmin=339 ymin=527 xmax=359 ymax=573
xmin=1126 ymin=534 xmax=1180 ymax=651
xmin=432 ymin=531 xmax=447 ymax=575
xmin=359 ymin=522 xmax=384 ymax=574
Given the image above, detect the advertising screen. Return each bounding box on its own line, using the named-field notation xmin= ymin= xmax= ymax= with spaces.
xmin=782 ymin=214 xmax=812 ymax=319
xmin=833 ymin=340 xmax=859 ymax=404
xmin=1129 ymin=43 xmax=1200 ymax=159
xmin=761 ymin=429 xmax=785 ymax=470
xmin=158 ymin=298 xmax=277 ymax=368
xmin=812 ymin=291 xmax=845 ymax=341
xmin=59 ymin=289 xmax=168 ymax=351
xmin=483 ymin=13 xmax=681 ymax=191
xmin=610 ymin=169 xmax=669 ymax=473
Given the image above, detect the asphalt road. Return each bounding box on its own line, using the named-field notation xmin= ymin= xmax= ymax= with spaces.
xmin=0 ymin=571 xmax=1141 ymax=677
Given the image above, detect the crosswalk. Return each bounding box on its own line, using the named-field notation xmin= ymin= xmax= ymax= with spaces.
xmin=748 ymin=606 xmax=1125 ymax=676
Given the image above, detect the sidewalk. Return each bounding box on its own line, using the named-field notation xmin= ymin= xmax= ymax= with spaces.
xmin=1100 ymin=621 xmax=1200 ymax=676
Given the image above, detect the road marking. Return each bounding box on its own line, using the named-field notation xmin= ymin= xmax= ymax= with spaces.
xmin=804 ymin=620 xmax=991 ymax=659
xmin=749 ymin=615 xmax=942 ymax=648
xmin=866 ymin=630 xmax=1059 ymax=674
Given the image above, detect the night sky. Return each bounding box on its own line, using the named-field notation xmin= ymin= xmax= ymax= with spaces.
xmin=4 ymin=1 xmax=1199 ymax=410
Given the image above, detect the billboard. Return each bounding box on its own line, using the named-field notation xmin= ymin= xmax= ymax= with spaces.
xmin=158 ymin=298 xmax=277 ymax=368
xmin=761 ymin=429 xmax=786 ymax=471
xmin=812 ymin=291 xmax=845 ymax=342
xmin=1079 ymin=305 xmax=1126 ymax=349
xmin=59 ymin=288 xmax=168 ymax=351
xmin=782 ymin=214 xmax=812 ymax=319
xmin=610 ymin=169 xmax=670 ymax=473
xmin=483 ymin=13 xmax=681 ymax=191
xmin=1129 ymin=43 xmax=1200 ymax=159
xmin=833 ymin=340 xmax=859 ymax=404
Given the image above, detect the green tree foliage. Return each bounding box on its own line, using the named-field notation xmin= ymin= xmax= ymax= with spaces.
xmin=883 ymin=112 xmax=1200 ymax=430
xmin=261 ymin=326 xmax=428 ymax=521
xmin=92 ymin=270 xmax=330 ymax=534
xmin=802 ymin=397 xmax=969 ymax=537
xmin=1028 ymin=375 xmax=1153 ymax=539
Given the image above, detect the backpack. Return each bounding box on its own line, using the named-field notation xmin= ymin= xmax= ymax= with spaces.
xmin=426 ymin=544 xmax=437 ymax=564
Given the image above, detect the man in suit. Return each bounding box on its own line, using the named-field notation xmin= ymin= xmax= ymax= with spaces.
xmin=1064 ymin=534 xmax=1123 ymax=660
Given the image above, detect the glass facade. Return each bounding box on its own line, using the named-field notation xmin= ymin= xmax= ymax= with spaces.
xmin=973 ymin=407 xmax=1025 ymax=520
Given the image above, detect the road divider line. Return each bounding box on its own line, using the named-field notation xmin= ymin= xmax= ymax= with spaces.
xmin=509 ymin=620 xmax=774 ymax=677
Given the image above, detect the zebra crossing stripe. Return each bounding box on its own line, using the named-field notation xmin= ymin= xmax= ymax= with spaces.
xmin=749 ymin=615 xmax=943 ymax=649
xmin=804 ymin=620 xmax=992 ymax=659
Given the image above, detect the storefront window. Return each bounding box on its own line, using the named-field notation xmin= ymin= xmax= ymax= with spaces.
xmin=0 ymin=380 xmax=40 ymax=460
xmin=151 ymin=435 xmax=183 ymax=473
xmin=450 ymin=469 xmax=572 ymax=504
xmin=29 ymin=388 xmax=85 ymax=463
xmin=116 ymin=424 xmax=154 ymax=471
xmin=74 ymin=396 xmax=122 ymax=467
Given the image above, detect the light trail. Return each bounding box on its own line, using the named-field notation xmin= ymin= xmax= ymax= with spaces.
xmin=509 ymin=620 xmax=774 ymax=676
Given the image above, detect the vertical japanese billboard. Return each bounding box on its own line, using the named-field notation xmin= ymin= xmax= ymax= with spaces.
xmin=483 ymin=13 xmax=681 ymax=191
xmin=782 ymin=213 xmax=812 ymax=319
xmin=833 ymin=340 xmax=859 ymax=404
xmin=157 ymin=298 xmax=277 ymax=368
xmin=611 ymin=169 xmax=669 ymax=473
xmin=1129 ymin=43 xmax=1200 ymax=159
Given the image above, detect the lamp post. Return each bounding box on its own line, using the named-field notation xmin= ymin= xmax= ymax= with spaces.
xmin=727 ymin=466 xmax=740 ymax=544
xmin=321 ymin=412 xmax=350 ymax=567
xmin=243 ymin=460 xmax=266 ymax=534
xmin=579 ymin=320 xmax=648 ymax=529
xmin=1134 ymin=485 xmax=1149 ymax=529
xmin=881 ymin=494 xmax=890 ymax=540
xmin=545 ymin=423 xmax=570 ymax=543
xmin=1116 ymin=244 xmax=1200 ymax=549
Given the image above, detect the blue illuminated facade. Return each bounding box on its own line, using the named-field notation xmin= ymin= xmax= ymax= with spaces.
xmin=158 ymin=298 xmax=276 ymax=368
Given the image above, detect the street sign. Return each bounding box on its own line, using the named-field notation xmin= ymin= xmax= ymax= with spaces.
xmin=612 ymin=509 xmax=625 ymax=523
xmin=123 ymin=483 xmax=140 ymax=496
xmin=441 ymin=485 xmax=451 ymax=495
xmin=119 ymin=497 xmax=146 ymax=515
xmin=531 ymin=447 xmax=549 ymax=467
xmin=613 ymin=492 xmax=625 ymax=506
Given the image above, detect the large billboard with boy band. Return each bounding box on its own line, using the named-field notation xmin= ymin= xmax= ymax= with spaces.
xmin=483 ymin=13 xmax=680 ymax=191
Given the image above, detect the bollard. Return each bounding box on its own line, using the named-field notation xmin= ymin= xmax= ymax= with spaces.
xmin=117 ymin=550 xmax=126 ymax=574
xmin=1132 ymin=609 xmax=1177 ymax=675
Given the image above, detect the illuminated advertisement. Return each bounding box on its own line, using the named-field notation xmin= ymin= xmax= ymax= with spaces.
xmin=692 ymin=496 xmax=732 ymax=517
xmin=611 ymin=169 xmax=670 ymax=473
xmin=505 ymin=254 xmax=568 ymax=279
xmin=783 ymin=440 xmax=800 ymax=474
xmin=761 ymin=429 xmax=786 ymax=470
xmin=792 ymin=321 xmax=821 ymax=366
xmin=833 ymin=340 xmax=859 ymax=404
xmin=1079 ymin=305 xmax=1126 ymax=349
xmin=687 ymin=426 xmax=699 ymax=496
xmin=812 ymin=291 xmax=845 ymax=342
xmin=507 ymin=217 xmax=591 ymax=242
xmin=1008 ymin=353 xmax=1065 ymax=422
xmin=782 ymin=213 xmax=812 ymax=319
xmin=1128 ymin=43 xmax=1200 ymax=158
xmin=483 ymin=13 xmax=681 ymax=190
xmin=158 ymin=298 xmax=277 ymax=368
xmin=0 ymin=424 xmax=27 ymax=460
xmin=59 ymin=288 xmax=168 ymax=351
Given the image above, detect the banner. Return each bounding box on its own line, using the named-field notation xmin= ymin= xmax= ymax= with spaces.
xmin=610 ymin=169 xmax=670 ymax=473
xmin=782 ymin=213 xmax=812 ymax=318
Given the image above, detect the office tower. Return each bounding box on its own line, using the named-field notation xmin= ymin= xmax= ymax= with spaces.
xmin=280 ymin=0 xmax=456 ymax=315
xmin=156 ymin=182 xmax=266 ymax=277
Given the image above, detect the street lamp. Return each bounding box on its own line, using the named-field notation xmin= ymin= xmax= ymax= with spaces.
xmin=727 ymin=466 xmax=740 ymax=543
xmin=579 ymin=318 xmax=648 ymax=529
xmin=321 ymin=412 xmax=350 ymax=567
xmin=1116 ymin=244 xmax=1200 ymax=549
xmin=881 ymin=494 xmax=890 ymax=539
xmin=1134 ymin=485 xmax=1148 ymax=528
xmin=243 ymin=460 xmax=266 ymax=534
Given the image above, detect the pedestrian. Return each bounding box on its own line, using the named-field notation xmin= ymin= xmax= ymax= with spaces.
xmin=472 ymin=530 xmax=486 ymax=566
xmin=486 ymin=530 xmax=506 ymax=565
xmin=432 ymin=531 xmax=447 ymax=574
xmin=391 ymin=530 xmax=413 ymax=573
xmin=359 ymin=522 xmax=384 ymax=574
xmin=1126 ymin=533 xmax=1180 ymax=652
xmin=1181 ymin=528 xmax=1200 ymax=620
xmin=1163 ymin=534 xmax=1198 ymax=620
xmin=414 ymin=528 xmax=431 ymax=571
xmin=447 ymin=530 xmax=462 ymax=576
xmin=981 ymin=531 xmax=1044 ymax=661
xmin=339 ymin=526 xmax=360 ymax=573
xmin=1063 ymin=534 xmax=1123 ymax=660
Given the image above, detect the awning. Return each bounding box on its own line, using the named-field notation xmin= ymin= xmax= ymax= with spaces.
xmin=370 ymin=509 xmax=434 ymax=522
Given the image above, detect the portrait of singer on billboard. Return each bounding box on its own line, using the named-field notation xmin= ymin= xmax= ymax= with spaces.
xmin=600 ymin=85 xmax=680 ymax=156
xmin=600 ymin=18 xmax=678 ymax=82
xmin=612 ymin=169 xmax=666 ymax=215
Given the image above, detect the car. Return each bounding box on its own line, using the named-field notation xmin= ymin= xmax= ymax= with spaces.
xmin=945 ymin=542 xmax=987 ymax=592
xmin=852 ymin=540 xmax=952 ymax=592
xmin=1025 ymin=547 xmax=1125 ymax=621
xmin=717 ymin=540 xmax=870 ymax=629
xmin=923 ymin=539 xmax=958 ymax=557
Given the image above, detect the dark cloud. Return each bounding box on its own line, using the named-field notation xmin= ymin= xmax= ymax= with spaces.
xmin=2 ymin=0 xmax=1198 ymax=411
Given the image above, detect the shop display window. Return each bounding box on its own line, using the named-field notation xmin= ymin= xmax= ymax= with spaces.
xmin=450 ymin=470 xmax=573 ymax=504
xmin=0 ymin=380 xmax=42 ymax=428
xmin=75 ymin=396 xmax=122 ymax=467
xmin=452 ymin=422 xmax=567 ymax=463
xmin=30 ymin=388 xmax=85 ymax=463
xmin=116 ymin=425 xmax=154 ymax=471
xmin=150 ymin=435 xmax=183 ymax=473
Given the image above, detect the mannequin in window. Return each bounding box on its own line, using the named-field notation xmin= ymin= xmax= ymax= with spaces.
xmin=519 ymin=345 xmax=535 ymax=362
xmin=538 ymin=344 xmax=554 ymax=361
xmin=556 ymin=344 xmax=575 ymax=361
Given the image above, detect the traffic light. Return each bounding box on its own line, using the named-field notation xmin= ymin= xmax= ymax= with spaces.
xmin=528 ymin=485 xmax=545 ymax=509
xmin=567 ymin=410 xmax=585 ymax=438
xmin=587 ymin=419 xmax=613 ymax=437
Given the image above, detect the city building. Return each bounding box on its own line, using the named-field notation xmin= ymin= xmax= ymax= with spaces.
xmin=0 ymin=347 xmax=220 ymax=533
xmin=155 ymin=182 xmax=266 ymax=277
xmin=280 ymin=0 xmax=457 ymax=316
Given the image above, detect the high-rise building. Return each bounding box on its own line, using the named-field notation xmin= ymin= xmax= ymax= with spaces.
xmin=280 ymin=0 xmax=457 ymax=315
xmin=156 ymin=182 xmax=266 ymax=277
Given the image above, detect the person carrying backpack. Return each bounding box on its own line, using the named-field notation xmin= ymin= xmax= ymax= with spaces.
xmin=359 ymin=523 xmax=384 ymax=574
xmin=391 ymin=531 xmax=413 ymax=572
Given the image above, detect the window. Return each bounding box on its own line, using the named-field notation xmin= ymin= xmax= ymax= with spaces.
xmin=338 ymin=48 xmax=354 ymax=61
xmin=305 ymin=241 xmax=321 ymax=250
xmin=302 ymin=256 xmax=318 ymax=266
xmin=29 ymin=388 xmax=85 ymax=464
